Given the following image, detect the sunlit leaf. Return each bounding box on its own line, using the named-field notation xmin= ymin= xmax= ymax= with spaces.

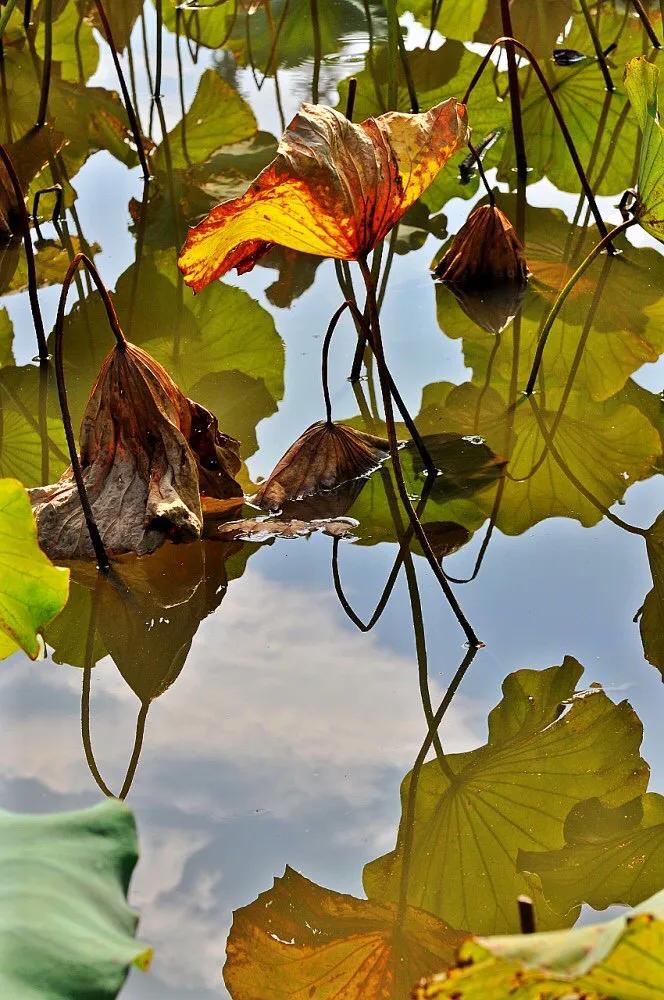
xmin=0 ymin=800 xmax=151 ymax=998
xmin=476 ymin=0 xmax=572 ymax=57
xmin=416 ymin=889 xmax=664 ymax=1000
xmin=625 ymin=56 xmax=664 ymax=243
xmin=0 ymin=364 xmax=68 ymax=487
xmin=0 ymin=478 xmax=68 ymax=660
xmin=364 ymin=658 xmax=649 ymax=935
xmin=178 ymin=99 xmax=468 ymax=290
xmin=224 ymin=867 xmax=465 ymax=1000
xmin=36 ymin=0 xmax=100 ymax=82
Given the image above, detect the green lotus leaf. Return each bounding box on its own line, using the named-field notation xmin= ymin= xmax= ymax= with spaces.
xmin=625 ymin=56 xmax=664 ymax=243
xmin=416 ymin=888 xmax=664 ymax=1000
xmin=364 ymin=658 xmax=649 ymax=935
xmin=0 ymin=478 xmax=68 ymax=660
xmin=0 ymin=800 xmax=151 ymax=998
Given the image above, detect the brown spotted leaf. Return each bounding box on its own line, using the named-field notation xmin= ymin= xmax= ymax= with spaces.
xmin=223 ymin=867 xmax=465 ymax=1000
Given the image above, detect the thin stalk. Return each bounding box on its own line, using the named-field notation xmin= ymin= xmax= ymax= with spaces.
xmin=311 ymin=0 xmax=321 ymax=103
xmin=54 ymin=253 xmax=127 ymax=570
xmin=0 ymin=143 xmax=48 ymax=360
xmin=499 ymin=0 xmax=528 ymax=177
xmin=358 ymin=256 xmax=481 ymax=647
xmin=93 ymin=0 xmax=150 ymax=182
xmin=140 ymin=6 xmax=155 ymax=141
xmin=525 ymin=216 xmax=638 ymax=395
xmin=660 ymin=2 xmax=664 ymax=44
xmin=175 ymin=8 xmax=192 ymax=167
xmin=345 ymin=77 xmax=357 ymax=121
xmin=397 ymin=22 xmax=419 ymax=111
xmin=0 ymin=0 xmax=18 ymax=36
xmin=468 ymin=140 xmax=495 ymax=205
xmin=631 ymin=0 xmax=662 ymax=48
xmin=23 ymin=0 xmax=31 ymax=30
xmin=36 ymin=0 xmax=53 ymax=126
xmin=579 ymin=0 xmax=614 ymax=91
xmin=119 ymin=702 xmax=149 ymax=799
xmin=463 ymin=36 xmax=612 ymax=247
xmin=518 ymin=897 xmax=536 ymax=934
xmin=154 ymin=0 xmax=163 ymax=98
xmin=32 ymin=183 xmax=63 ymax=236
xmin=386 ymin=0 xmax=399 ymax=109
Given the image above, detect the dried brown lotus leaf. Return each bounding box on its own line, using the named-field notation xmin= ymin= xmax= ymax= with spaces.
xmin=31 ymin=342 xmax=242 ymax=559
xmin=254 ymin=421 xmax=389 ymax=512
xmin=433 ymin=204 xmax=528 ymax=287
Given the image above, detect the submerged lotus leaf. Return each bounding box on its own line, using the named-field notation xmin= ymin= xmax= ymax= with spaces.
xmin=178 ymin=99 xmax=468 ymax=291
xmin=0 ymin=478 xmax=69 ymax=660
xmin=30 ymin=342 xmax=242 ymax=560
xmin=0 ymin=800 xmax=151 ymax=998
xmin=415 ymin=888 xmax=664 ymax=1000
xmin=223 ymin=866 xmax=464 ymax=1000
xmin=625 ymin=56 xmax=664 ymax=243
xmin=364 ymin=659 xmax=648 ymax=935
xmin=254 ymin=421 xmax=390 ymax=511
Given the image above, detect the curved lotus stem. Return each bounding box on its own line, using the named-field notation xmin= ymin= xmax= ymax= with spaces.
xmin=579 ymin=0 xmax=614 ymax=92
xmin=36 ymin=0 xmax=52 ymax=126
xmin=631 ymin=0 xmax=661 ymax=48
xmin=358 ymin=256 xmax=482 ymax=648
xmin=0 ymin=143 xmax=48 ymax=360
xmin=92 ymin=0 xmax=150 ymax=182
xmin=499 ymin=0 xmax=527 ymax=178
xmin=53 ymin=253 xmax=128 ymax=570
xmin=525 ymin=216 xmax=638 ymax=396
xmin=463 ymin=35 xmax=612 ymax=249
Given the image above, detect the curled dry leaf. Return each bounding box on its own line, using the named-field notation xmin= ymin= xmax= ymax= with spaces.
xmin=433 ymin=204 xmax=528 ymax=287
xmin=178 ymin=100 xmax=468 ymax=291
xmin=254 ymin=421 xmax=389 ymax=511
xmin=31 ymin=342 xmax=242 ymax=559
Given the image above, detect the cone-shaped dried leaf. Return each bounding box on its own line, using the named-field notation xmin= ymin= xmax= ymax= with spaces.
xmin=31 ymin=342 xmax=242 ymax=559
xmin=178 ymin=100 xmax=468 ymax=291
xmin=224 ymin=867 xmax=464 ymax=1000
xmin=433 ymin=204 xmax=528 ymax=286
xmin=254 ymin=421 xmax=389 ymax=511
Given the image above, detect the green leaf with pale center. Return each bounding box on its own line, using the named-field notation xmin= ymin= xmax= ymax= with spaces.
xmin=625 ymin=56 xmax=664 ymax=242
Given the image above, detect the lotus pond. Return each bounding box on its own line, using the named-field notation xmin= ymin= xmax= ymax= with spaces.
xmin=2 ymin=1 xmax=664 ymax=998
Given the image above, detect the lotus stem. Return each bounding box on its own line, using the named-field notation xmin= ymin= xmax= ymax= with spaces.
xmin=499 ymin=0 xmax=528 ymax=178
xmin=0 ymin=0 xmax=18 ymax=36
xmin=397 ymin=21 xmax=419 ymax=111
xmin=518 ymin=896 xmax=536 ymax=934
xmin=525 ymin=216 xmax=638 ymax=396
xmin=463 ymin=36 xmax=613 ymax=249
xmin=23 ymin=0 xmax=30 ymax=30
xmin=53 ymin=253 xmax=130 ymax=570
xmin=630 ymin=0 xmax=661 ymax=48
xmin=154 ymin=0 xmax=163 ymax=98
xmin=119 ymin=702 xmax=149 ymax=799
xmin=345 ymin=77 xmax=357 ymax=121
xmin=579 ymin=0 xmax=614 ymax=91
xmin=93 ymin=0 xmax=150 ymax=182
xmin=311 ymin=0 xmax=321 ymax=103
xmin=386 ymin=0 xmax=399 ymax=109
xmin=357 ymin=256 xmax=481 ymax=647
xmin=467 ymin=140 xmax=495 ymax=205
xmin=32 ymin=183 xmax=63 ymax=237
xmin=36 ymin=0 xmax=52 ymax=126
xmin=0 ymin=143 xmax=48 ymax=360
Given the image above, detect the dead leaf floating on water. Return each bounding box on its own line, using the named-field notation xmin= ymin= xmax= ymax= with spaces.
xmin=215 ymin=516 xmax=358 ymax=542
xmin=30 ymin=342 xmax=242 ymax=559
xmin=433 ymin=204 xmax=528 ymax=287
xmin=178 ymin=99 xmax=468 ymax=291
xmin=254 ymin=421 xmax=390 ymax=511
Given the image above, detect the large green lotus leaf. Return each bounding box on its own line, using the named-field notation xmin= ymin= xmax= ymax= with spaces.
xmin=0 ymin=478 xmax=68 ymax=660
xmin=436 ymin=205 xmax=664 ymax=403
xmin=363 ymin=658 xmax=649 ymax=935
xmin=415 ymin=888 xmax=664 ymax=1000
xmin=425 ymin=380 xmax=660 ymax=535
xmin=398 ymin=0 xmax=488 ymax=42
xmin=0 ymin=363 xmax=67 ymax=487
xmin=162 ymin=0 xmax=237 ymax=50
xmin=475 ymin=0 xmax=572 ymax=57
xmin=518 ymin=794 xmax=664 ymax=915
xmin=0 ymin=800 xmax=151 ymax=998
xmin=151 ymin=68 xmax=258 ymax=171
xmin=224 ymin=866 xmax=464 ymax=1000
xmin=0 ymin=47 xmax=140 ymax=173
xmin=625 ymin=56 xmax=664 ymax=243
xmin=35 ymin=0 xmax=100 ymax=82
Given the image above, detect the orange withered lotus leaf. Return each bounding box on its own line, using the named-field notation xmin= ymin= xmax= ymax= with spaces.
xmin=178 ymin=100 xmax=469 ymax=292
xmin=31 ymin=342 xmax=242 ymax=559
xmin=433 ymin=204 xmax=528 ymax=286
xmin=223 ymin=867 xmax=464 ymax=1000
xmin=254 ymin=420 xmax=389 ymax=511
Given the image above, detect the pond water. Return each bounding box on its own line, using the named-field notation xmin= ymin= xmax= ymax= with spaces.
xmin=2 ymin=1 xmax=664 ymax=997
